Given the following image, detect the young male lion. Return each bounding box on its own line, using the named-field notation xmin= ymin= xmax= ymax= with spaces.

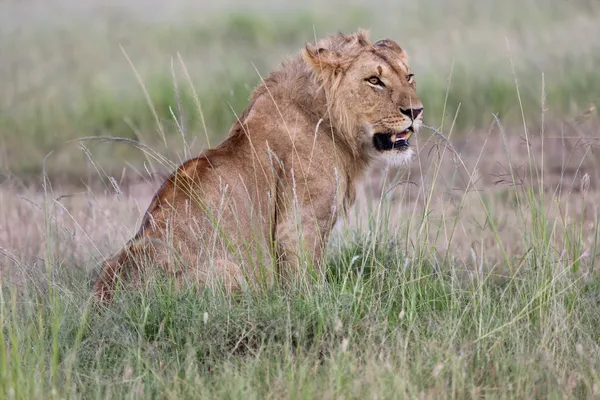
xmin=93 ymin=29 xmax=424 ymax=301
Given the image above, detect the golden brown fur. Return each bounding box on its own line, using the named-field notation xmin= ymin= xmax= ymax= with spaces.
xmin=92 ymin=29 xmax=424 ymax=301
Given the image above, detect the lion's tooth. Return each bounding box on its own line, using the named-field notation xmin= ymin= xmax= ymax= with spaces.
xmin=391 ymin=134 xmax=397 ymax=142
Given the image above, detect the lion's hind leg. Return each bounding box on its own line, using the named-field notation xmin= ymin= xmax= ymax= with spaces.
xmin=92 ymin=238 xmax=168 ymax=303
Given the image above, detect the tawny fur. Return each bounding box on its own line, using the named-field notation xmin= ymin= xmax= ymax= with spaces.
xmin=92 ymin=29 xmax=424 ymax=301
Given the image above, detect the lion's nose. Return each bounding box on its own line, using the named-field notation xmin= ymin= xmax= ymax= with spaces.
xmin=400 ymin=107 xmax=424 ymax=121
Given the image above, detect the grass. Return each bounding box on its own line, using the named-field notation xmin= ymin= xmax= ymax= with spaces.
xmin=2 ymin=0 xmax=600 ymax=398
xmin=2 ymin=158 xmax=600 ymax=397
xmin=2 ymin=251 xmax=599 ymax=398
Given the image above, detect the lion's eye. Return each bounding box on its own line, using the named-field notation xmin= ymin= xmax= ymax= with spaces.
xmin=407 ymin=73 xmax=415 ymax=83
xmin=366 ymin=76 xmax=385 ymax=87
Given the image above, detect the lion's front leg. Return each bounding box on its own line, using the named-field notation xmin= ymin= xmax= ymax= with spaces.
xmin=274 ymin=208 xmax=329 ymax=286
xmin=271 ymin=154 xmax=344 ymax=287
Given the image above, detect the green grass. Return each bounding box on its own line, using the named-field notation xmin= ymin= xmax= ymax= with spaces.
xmin=2 ymin=225 xmax=599 ymax=398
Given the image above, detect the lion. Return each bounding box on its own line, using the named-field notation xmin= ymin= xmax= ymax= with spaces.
xmin=92 ymin=29 xmax=424 ymax=301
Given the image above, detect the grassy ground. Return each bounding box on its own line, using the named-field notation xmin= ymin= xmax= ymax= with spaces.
xmin=1 ymin=0 xmax=600 ymax=398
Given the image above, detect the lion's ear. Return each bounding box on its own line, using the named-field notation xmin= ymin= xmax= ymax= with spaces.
xmin=374 ymin=38 xmax=408 ymax=62
xmin=302 ymin=43 xmax=343 ymax=76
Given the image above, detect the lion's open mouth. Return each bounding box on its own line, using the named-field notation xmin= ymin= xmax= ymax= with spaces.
xmin=372 ymin=126 xmax=413 ymax=152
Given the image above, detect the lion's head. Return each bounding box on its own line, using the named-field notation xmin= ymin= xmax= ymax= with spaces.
xmin=303 ymin=29 xmax=423 ymax=166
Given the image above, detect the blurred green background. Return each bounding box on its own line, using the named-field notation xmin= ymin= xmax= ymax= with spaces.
xmin=1 ymin=0 xmax=598 ymax=183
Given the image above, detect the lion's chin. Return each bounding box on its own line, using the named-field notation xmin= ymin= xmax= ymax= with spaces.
xmin=377 ymin=146 xmax=414 ymax=167
xmin=371 ymin=127 xmax=414 ymax=167
xmin=363 ymin=123 xmax=417 ymax=167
